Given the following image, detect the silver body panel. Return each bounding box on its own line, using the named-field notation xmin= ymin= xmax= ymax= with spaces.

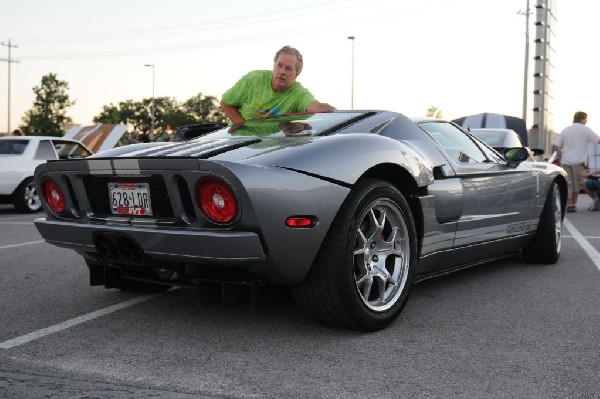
xmin=33 ymin=111 xmax=567 ymax=284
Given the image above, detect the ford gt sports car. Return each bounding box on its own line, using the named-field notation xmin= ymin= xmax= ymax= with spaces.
xmin=33 ymin=111 xmax=567 ymax=331
xmin=0 ymin=136 xmax=93 ymax=212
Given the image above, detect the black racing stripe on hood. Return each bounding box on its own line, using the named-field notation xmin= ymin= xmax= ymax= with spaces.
xmin=197 ymin=139 xmax=262 ymax=159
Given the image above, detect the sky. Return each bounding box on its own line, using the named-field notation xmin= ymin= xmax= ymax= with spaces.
xmin=0 ymin=0 xmax=598 ymax=135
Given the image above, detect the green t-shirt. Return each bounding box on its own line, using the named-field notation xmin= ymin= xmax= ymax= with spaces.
xmin=221 ymin=70 xmax=317 ymax=121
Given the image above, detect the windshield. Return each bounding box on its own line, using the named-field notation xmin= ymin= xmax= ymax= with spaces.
xmin=192 ymin=113 xmax=362 ymax=140
xmin=0 ymin=139 xmax=29 ymax=155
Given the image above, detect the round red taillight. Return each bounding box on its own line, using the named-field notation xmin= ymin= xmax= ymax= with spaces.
xmin=41 ymin=176 xmax=65 ymax=214
xmin=194 ymin=177 xmax=238 ymax=224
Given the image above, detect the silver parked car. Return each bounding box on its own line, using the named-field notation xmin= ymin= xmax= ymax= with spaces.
xmin=0 ymin=136 xmax=93 ymax=212
xmin=33 ymin=111 xmax=567 ymax=331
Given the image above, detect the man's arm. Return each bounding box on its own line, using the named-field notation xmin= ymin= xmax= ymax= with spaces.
xmin=220 ymin=100 xmax=246 ymax=125
xmin=307 ymin=101 xmax=336 ymax=113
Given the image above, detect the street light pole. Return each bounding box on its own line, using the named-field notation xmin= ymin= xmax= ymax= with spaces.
xmin=347 ymin=36 xmax=355 ymax=110
xmin=144 ymin=64 xmax=155 ymax=136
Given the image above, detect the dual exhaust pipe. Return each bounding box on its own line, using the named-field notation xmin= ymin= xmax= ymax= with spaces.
xmin=94 ymin=233 xmax=144 ymax=264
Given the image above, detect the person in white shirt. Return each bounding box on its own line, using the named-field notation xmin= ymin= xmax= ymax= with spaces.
xmin=556 ymin=111 xmax=600 ymax=212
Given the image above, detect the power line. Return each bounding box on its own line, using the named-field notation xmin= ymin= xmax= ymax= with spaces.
xmin=10 ymin=0 xmax=452 ymax=62
xmin=12 ymin=0 xmax=389 ymax=45
xmin=14 ymin=1 xmax=446 ymax=62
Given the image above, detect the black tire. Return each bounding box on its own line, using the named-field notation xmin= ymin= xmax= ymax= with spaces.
xmin=13 ymin=177 xmax=42 ymax=213
xmin=292 ymin=179 xmax=417 ymax=331
xmin=523 ymin=182 xmax=562 ymax=263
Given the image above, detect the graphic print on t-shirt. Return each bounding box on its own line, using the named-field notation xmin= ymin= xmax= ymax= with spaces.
xmin=255 ymin=104 xmax=282 ymax=119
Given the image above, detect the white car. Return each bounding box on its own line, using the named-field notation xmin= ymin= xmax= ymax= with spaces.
xmin=0 ymin=136 xmax=93 ymax=212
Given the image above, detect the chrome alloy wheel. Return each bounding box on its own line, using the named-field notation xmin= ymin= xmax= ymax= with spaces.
xmin=24 ymin=180 xmax=41 ymax=211
xmin=353 ymin=200 xmax=410 ymax=312
xmin=553 ymin=188 xmax=562 ymax=254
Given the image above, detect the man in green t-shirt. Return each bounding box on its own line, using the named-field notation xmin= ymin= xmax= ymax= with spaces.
xmin=220 ymin=45 xmax=335 ymax=125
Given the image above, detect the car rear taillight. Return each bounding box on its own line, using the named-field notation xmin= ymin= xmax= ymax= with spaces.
xmin=194 ymin=177 xmax=238 ymax=224
xmin=41 ymin=176 xmax=65 ymax=214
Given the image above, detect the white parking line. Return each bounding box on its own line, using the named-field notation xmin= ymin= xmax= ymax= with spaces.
xmin=564 ymin=218 xmax=600 ymax=272
xmin=0 ymin=221 xmax=36 ymax=225
xmin=0 ymin=292 xmax=169 ymax=349
xmin=0 ymin=240 xmax=45 ymax=250
xmin=0 ymin=215 xmax=37 ymax=221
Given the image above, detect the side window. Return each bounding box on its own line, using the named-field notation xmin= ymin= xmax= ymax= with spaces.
xmin=0 ymin=140 xmax=28 ymax=155
xmin=53 ymin=141 xmax=92 ymax=159
xmin=418 ymin=122 xmax=488 ymax=164
xmin=472 ymin=136 xmax=504 ymax=163
xmin=34 ymin=140 xmax=58 ymax=160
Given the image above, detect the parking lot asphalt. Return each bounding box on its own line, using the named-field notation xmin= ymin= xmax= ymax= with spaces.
xmin=0 ymin=199 xmax=599 ymax=398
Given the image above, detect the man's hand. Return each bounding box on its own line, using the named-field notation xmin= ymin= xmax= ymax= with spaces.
xmin=307 ymin=101 xmax=336 ymax=113
xmin=228 ymin=123 xmax=244 ymax=134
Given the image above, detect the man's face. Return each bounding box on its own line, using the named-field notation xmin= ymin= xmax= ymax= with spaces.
xmin=272 ymin=53 xmax=299 ymax=93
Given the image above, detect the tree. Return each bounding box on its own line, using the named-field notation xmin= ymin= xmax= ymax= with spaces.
xmin=93 ymin=92 xmax=226 ymax=143
xmin=425 ymin=105 xmax=443 ymax=119
xmin=95 ymin=99 xmax=151 ymax=133
xmin=182 ymin=93 xmax=227 ymax=124
xmin=94 ymin=93 xmax=226 ymax=131
xmin=20 ymin=73 xmax=75 ymax=136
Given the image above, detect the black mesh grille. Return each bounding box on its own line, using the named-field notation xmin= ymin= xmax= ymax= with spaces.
xmin=83 ymin=175 xmax=174 ymax=217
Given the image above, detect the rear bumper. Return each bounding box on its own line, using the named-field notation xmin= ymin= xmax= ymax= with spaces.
xmin=34 ymin=218 xmax=266 ymax=264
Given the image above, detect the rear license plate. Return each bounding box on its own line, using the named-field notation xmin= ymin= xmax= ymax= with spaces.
xmin=108 ymin=182 xmax=153 ymax=216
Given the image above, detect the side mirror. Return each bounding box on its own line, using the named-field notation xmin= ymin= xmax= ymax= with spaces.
xmin=503 ymin=147 xmax=529 ymax=168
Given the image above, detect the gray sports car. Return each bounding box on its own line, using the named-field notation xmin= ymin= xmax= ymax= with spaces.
xmin=33 ymin=111 xmax=567 ymax=331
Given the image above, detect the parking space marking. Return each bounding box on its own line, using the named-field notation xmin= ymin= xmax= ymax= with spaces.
xmin=0 ymin=240 xmax=45 ymax=250
xmin=0 ymin=291 xmax=170 ymax=349
xmin=564 ymin=218 xmax=600 ymax=272
xmin=0 ymin=221 xmax=36 ymax=225
xmin=0 ymin=215 xmax=38 ymax=221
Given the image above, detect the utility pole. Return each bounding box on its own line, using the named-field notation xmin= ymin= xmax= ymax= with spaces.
xmin=518 ymin=2 xmax=531 ymax=124
xmin=1 ymin=40 xmax=19 ymax=134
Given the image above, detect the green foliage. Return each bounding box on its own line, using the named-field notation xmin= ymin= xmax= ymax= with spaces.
xmin=183 ymin=93 xmax=227 ymax=124
xmin=425 ymin=105 xmax=443 ymax=119
xmin=93 ymin=92 xmax=226 ymax=136
xmin=20 ymin=73 xmax=75 ymax=136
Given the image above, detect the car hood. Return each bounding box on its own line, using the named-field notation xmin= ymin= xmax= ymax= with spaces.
xmin=94 ymin=136 xmax=313 ymax=160
xmin=91 ymin=133 xmax=433 ymax=187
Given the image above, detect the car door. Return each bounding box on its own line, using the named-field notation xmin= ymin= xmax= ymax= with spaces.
xmin=418 ymin=121 xmax=539 ymax=248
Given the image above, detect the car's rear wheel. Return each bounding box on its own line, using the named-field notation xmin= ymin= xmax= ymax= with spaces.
xmin=13 ymin=177 xmax=42 ymax=213
xmin=292 ymin=179 xmax=417 ymax=331
xmin=523 ymin=182 xmax=562 ymax=263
